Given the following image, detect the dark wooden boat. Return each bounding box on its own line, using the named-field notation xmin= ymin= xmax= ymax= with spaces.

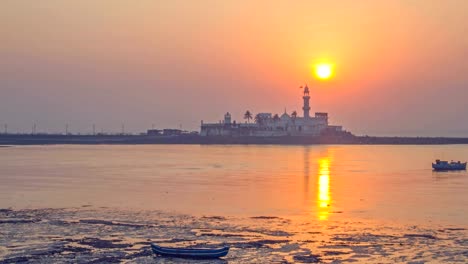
xmin=151 ymin=243 xmax=229 ymax=259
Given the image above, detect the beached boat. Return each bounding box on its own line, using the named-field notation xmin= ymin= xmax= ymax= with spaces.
xmin=432 ymin=160 xmax=467 ymax=171
xmin=151 ymin=243 xmax=229 ymax=259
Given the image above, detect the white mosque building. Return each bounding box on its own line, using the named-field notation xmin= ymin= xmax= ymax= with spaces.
xmin=200 ymin=85 xmax=343 ymax=137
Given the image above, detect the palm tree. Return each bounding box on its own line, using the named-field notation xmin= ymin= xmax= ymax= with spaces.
xmin=244 ymin=110 xmax=252 ymax=123
xmin=291 ymin=111 xmax=297 ymax=131
xmin=291 ymin=111 xmax=297 ymax=119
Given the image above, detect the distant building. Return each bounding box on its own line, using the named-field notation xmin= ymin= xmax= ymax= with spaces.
xmin=147 ymin=129 xmax=163 ymax=136
xmin=163 ymin=129 xmax=182 ymax=136
xmin=200 ymin=85 xmax=345 ymax=137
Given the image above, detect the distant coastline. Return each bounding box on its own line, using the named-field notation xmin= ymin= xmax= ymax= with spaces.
xmin=2 ymin=133 xmax=468 ymax=145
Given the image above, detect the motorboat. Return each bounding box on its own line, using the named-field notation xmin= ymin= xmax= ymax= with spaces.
xmin=432 ymin=160 xmax=467 ymax=171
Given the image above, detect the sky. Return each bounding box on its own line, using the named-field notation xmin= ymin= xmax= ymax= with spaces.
xmin=1 ymin=0 xmax=468 ymax=136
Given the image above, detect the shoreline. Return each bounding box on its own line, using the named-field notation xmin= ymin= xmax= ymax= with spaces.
xmin=1 ymin=207 xmax=467 ymax=263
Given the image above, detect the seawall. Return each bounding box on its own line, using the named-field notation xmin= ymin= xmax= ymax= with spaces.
xmin=2 ymin=134 xmax=468 ymax=145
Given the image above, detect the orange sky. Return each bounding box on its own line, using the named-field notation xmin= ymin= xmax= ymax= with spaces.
xmin=1 ymin=0 xmax=468 ymax=135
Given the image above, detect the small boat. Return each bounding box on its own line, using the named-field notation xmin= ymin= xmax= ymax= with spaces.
xmin=151 ymin=243 xmax=229 ymax=259
xmin=432 ymin=159 xmax=467 ymax=171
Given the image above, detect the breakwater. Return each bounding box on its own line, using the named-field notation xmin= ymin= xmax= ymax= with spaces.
xmin=1 ymin=134 xmax=468 ymax=145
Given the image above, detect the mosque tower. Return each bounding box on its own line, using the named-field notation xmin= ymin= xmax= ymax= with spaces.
xmin=302 ymin=85 xmax=311 ymax=119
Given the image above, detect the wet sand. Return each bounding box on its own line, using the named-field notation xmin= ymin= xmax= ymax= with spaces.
xmin=1 ymin=207 xmax=467 ymax=263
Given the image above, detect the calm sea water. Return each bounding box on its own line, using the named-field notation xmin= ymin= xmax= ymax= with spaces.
xmin=1 ymin=145 xmax=467 ymax=224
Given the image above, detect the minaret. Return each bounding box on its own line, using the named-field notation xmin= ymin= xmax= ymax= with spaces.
xmin=302 ymin=85 xmax=311 ymax=119
xmin=224 ymin=112 xmax=231 ymax=124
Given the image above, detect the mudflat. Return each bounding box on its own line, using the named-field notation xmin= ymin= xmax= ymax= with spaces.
xmin=1 ymin=207 xmax=467 ymax=263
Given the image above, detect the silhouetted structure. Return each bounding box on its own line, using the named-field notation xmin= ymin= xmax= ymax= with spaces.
xmin=147 ymin=129 xmax=162 ymax=136
xmin=200 ymin=85 xmax=344 ymax=137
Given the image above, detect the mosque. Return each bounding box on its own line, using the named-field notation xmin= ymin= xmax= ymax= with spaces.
xmin=200 ymin=85 xmax=344 ymax=137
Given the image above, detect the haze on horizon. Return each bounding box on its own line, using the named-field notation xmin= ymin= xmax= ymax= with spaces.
xmin=1 ymin=0 xmax=468 ymax=136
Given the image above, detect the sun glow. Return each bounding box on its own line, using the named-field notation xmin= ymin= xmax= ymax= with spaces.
xmin=317 ymin=158 xmax=331 ymax=220
xmin=314 ymin=63 xmax=333 ymax=80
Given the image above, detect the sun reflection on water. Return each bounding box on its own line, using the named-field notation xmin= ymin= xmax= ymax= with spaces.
xmin=318 ymin=158 xmax=331 ymax=220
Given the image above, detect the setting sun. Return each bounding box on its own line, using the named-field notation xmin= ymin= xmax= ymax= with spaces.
xmin=314 ymin=64 xmax=333 ymax=80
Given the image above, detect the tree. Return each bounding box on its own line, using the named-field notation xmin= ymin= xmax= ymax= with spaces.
xmin=254 ymin=114 xmax=264 ymax=126
xmin=273 ymin=114 xmax=280 ymax=130
xmin=291 ymin=111 xmax=298 ymax=131
xmin=244 ymin=110 xmax=252 ymax=123
xmin=291 ymin=111 xmax=297 ymax=119
xmin=273 ymin=114 xmax=280 ymax=123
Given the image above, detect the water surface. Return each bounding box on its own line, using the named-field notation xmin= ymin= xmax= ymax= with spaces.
xmin=1 ymin=145 xmax=467 ymax=224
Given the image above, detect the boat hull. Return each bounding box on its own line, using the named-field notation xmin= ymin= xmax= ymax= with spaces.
xmin=432 ymin=163 xmax=467 ymax=171
xmin=151 ymin=244 xmax=229 ymax=259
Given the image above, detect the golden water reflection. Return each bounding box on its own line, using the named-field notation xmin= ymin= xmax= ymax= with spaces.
xmin=317 ymin=158 xmax=331 ymax=220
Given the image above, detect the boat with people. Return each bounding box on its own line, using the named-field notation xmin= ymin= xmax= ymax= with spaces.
xmin=151 ymin=243 xmax=229 ymax=259
xmin=432 ymin=159 xmax=467 ymax=171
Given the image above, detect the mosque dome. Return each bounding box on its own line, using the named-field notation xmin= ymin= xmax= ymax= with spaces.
xmin=281 ymin=112 xmax=290 ymax=120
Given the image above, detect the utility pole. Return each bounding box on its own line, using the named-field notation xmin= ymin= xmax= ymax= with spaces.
xmin=93 ymin=124 xmax=96 ymax=135
xmin=65 ymin=124 xmax=69 ymax=135
xmin=32 ymin=123 xmax=36 ymax=135
xmin=121 ymin=123 xmax=125 ymax=135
